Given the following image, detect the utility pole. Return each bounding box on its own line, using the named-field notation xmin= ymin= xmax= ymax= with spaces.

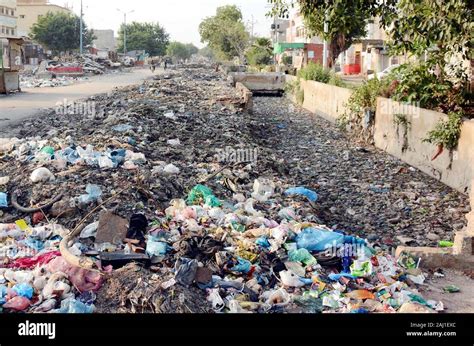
xmin=117 ymin=9 xmax=134 ymax=55
xmin=322 ymin=8 xmax=328 ymax=69
xmin=79 ymin=0 xmax=83 ymax=55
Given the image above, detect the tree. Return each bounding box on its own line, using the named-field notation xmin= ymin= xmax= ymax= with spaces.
xmin=199 ymin=5 xmax=250 ymax=61
xmin=31 ymin=12 xmax=95 ymax=53
xmin=268 ymin=0 xmax=397 ymax=67
xmin=198 ymin=46 xmax=215 ymax=60
xmin=166 ymin=42 xmax=198 ymax=61
xmin=246 ymin=37 xmax=273 ymax=66
xmin=389 ymin=0 xmax=472 ymax=83
xmin=117 ymin=22 xmax=169 ymax=56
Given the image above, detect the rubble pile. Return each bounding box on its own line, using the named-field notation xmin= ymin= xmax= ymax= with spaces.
xmin=20 ymin=55 xmax=122 ymax=89
xmin=0 ymin=66 xmax=468 ymax=313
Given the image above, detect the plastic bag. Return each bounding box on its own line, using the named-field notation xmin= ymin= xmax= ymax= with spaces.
xmin=175 ymin=258 xmax=199 ymax=286
xmin=3 ymin=296 xmax=31 ymax=311
xmin=288 ymin=248 xmax=317 ymax=266
xmin=285 ymin=187 xmax=318 ymax=202
xmin=296 ymin=228 xmax=344 ymax=252
xmin=146 ymin=237 xmax=169 ymax=257
xmin=30 ymin=167 xmax=55 ymax=183
xmin=207 ymin=288 xmax=225 ymax=312
xmin=80 ymin=222 xmax=99 ymax=239
xmin=53 ymin=298 xmax=94 ymax=313
xmin=187 ymin=185 xmax=221 ymax=207
xmin=350 ymin=260 xmax=373 ymax=277
xmin=279 ymin=270 xmax=306 ymax=287
xmin=251 ymin=179 xmax=274 ymax=202
xmin=230 ymin=257 xmax=251 ymax=274
xmin=0 ymin=192 xmax=7 ymax=207
xmin=163 ymin=164 xmax=180 ymax=175
xmin=12 ymin=283 xmax=34 ymax=299
xmin=78 ymin=184 xmax=102 ymax=204
xmin=256 ymin=237 xmax=271 ymax=248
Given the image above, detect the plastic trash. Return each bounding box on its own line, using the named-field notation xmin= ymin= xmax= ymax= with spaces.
xmin=263 ymin=288 xmax=291 ymax=307
xmin=98 ymin=156 xmax=114 ymax=169
xmin=167 ymin=139 xmax=181 ymax=146
xmin=439 ymin=240 xmax=454 ymax=248
xmin=163 ymin=164 xmax=180 ymax=175
xmin=0 ymin=192 xmax=7 ymax=207
xmin=284 ymin=187 xmax=318 ymax=202
xmin=230 ymin=257 xmax=251 ymax=274
xmin=187 ymin=185 xmax=221 ymax=207
xmin=296 ymin=228 xmax=344 ymax=252
xmin=0 ymin=176 xmax=9 ymax=185
xmin=328 ymin=273 xmax=356 ymax=281
xmin=175 ymin=258 xmax=199 ymax=286
xmin=78 ymin=184 xmax=102 ymax=204
xmin=443 ymin=285 xmax=460 ymax=293
xmin=256 ymin=237 xmax=271 ymax=248
xmin=350 ymin=260 xmax=373 ymax=277
xmin=3 ymin=296 xmax=31 ymax=311
xmin=41 ymin=146 xmax=55 ymax=155
xmin=251 ymin=179 xmax=275 ymax=202
xmin=279 ymin=270 xmax=306 ymax=287
xmin=80 ymin=222 xmax=99 ymax=239
xmin=345 ymin=290 xmax=375 ymax=300
xmin=12 ymin=283 xmax=34 ymax=299
xmin=52 ymin=298 xmax=94 ymax=313
xmin=288 ymin=248 xmax=317 ymax=266
xmin=30 ymin=167 xmax=55 ymax=183
xmin=112 ymin=124 xmax=133 ymax=132
xmin=207 ymin=288 xmax=225 ymax=312
xmin=146 ymin=237 xmax=169 ymax=257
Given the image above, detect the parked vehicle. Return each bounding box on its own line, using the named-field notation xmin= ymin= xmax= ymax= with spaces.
xmin=368 ymin=64 xmax=400 ymax=80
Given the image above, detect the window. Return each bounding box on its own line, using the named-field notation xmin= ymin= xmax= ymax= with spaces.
xmin=20 ymin=15 xmax=25 ymax=18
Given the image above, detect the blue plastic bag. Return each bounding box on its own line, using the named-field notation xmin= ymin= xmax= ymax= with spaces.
xmin=256 ymin=237 xmax=271 ymax=248
xmin=0 ymin=192 xmax=7 ymax=207
xmin=53 ymin=298 xmax=94 ymax=313
xmin=328 ymin=273 xmax=356 ymax=281
xmin=78 ymin=184 xmax=102 ymax=204
xmin=146 ymin=238 xmax=169 ymax=257
xmin=231 ymin=257 xmax=251 ymax=273
xmin=285 ymin=187 xmax=318 ymax=202
xmin=296 ymin=228 xmax=344 ymax=252
xmin=13 ymin=283 xmax=34 ymax=299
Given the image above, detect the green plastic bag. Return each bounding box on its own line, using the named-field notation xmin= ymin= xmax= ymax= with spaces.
xmin=288 ymin=248 xmax=317 ymax=266
xmin=439 ymin=240 xmax=454 ymax=248
xmin=187 ymin=184 xmax=221 ymax=207
xmin=41 ymin=146 xmax=55 ymax=155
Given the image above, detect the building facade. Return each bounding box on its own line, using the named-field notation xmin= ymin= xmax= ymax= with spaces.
xmin=0 ymin=0 xmax=17 ymax=37
xmin=92 ymin=29 xmax=116 ymax=51
xmin=16 ymin=0 xmax=71 ymax=37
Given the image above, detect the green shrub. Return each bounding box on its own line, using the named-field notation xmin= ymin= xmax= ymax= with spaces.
xmin=297 ymin=62 xmax=331 ymax=84
xmin=298 ymin=62 xmax=346 ymax=87
xmin=424 ymin=112 xmax=463 ymax=151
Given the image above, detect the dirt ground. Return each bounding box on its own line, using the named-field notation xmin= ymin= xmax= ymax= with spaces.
xmin=422 ymin=270 xmax=474 ymax=313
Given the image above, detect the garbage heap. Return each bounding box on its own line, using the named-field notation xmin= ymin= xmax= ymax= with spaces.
xmin=0 ymin=66 xmax=443 ymax=313
xmin=0 ymin=183 xmax=442 ymax=314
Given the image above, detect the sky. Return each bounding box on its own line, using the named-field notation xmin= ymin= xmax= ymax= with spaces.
xmin=50 ymin=0 xmax=274 ymax=47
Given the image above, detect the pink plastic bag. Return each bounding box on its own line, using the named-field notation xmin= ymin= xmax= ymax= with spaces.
xmin=3 ymin=296 xmax=31 ymax=311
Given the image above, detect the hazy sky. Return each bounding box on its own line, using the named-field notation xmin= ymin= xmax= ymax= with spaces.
xmin=50 ymin=0 xmax=273 ymax=47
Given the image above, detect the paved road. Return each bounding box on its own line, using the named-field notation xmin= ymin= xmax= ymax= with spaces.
xmin=0 ymin=68 xmax=154 ymax=128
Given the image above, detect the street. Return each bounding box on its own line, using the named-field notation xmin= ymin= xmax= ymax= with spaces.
xmin=0 ymin=68 xmax=154 ymax=129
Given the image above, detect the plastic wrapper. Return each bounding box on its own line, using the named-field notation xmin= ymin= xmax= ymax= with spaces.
xmin=296 ymin=228 xmax=344 ymax=252
xmin=284 ymin=187 xmax=319 ymax=202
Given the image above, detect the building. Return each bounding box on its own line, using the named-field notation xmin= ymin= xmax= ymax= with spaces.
xmin=0 ymin=0 xmax=17 ymax=36
xmin=270 ymin=18 xmax=289 ymax=45
xmin=16 ymin=0 xmax=71 ymax=37
xmin=273 ymin=9 xmax=324 ymax=70
xmin=0 ymin=0 xmax=23 ymax=93
xmin=92 ymin=29 xmax=116 ymax=51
